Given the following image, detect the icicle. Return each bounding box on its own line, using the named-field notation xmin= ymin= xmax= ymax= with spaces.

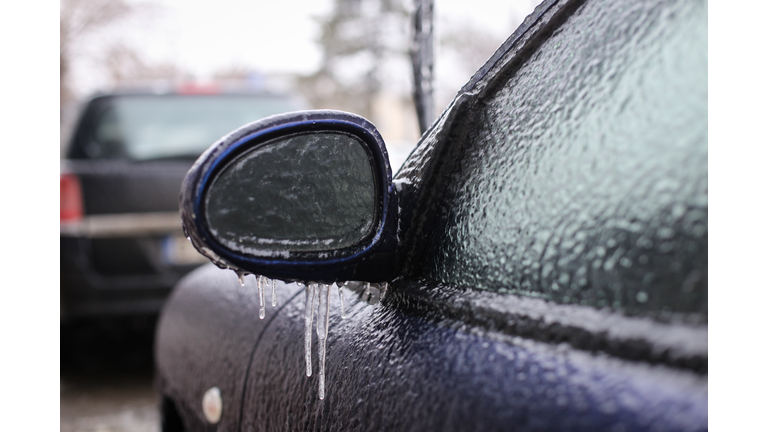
xmin=271 ymin=278 xmax=277 ymax=307
xmin=304 ymin=283 xmax=317 ymax=377
xmin=235 ymin=270 xmax=246 ymax=286
xmin=337 ymin=282 xmax=346 ymax=319
xmin=364 ymin=282 xmax=371 ymax=296
xmin=258 ymin=275 xmax=265 ymax=319
xmin=316 ymin=283 xmax=331 ymax=400
xmin=379 ymin=282 xmax=389 ymax=302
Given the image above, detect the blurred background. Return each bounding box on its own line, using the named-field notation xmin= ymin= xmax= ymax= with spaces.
xmin=60 ymin=0 xmax=537 ymax=430
xmin=60 ymin=0 xmax=539 ymax=169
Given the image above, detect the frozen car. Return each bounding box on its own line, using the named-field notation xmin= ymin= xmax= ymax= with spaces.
xmin=60 ymin=88 xmax=303 ymax=321
xmin=156 ymin=0 xmax=707 ymax=430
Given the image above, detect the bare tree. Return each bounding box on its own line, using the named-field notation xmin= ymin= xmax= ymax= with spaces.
xmin=104 ymin=43 xmax=185 ymax=85
xmin=298 ymin=0 xmax=411 ymax=123
xmin=440 ymin=22 xmax=503 ymax=77
xmin=60 ymin=0 xmax=136 ymax=112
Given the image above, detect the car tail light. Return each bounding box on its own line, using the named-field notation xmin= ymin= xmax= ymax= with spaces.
xmin=61 ymin=173 xmax=83 ymax=222
xmin=177 ymin=82 xmax=221 ymax=95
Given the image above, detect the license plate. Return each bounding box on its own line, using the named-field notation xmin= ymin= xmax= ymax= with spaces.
xmin=162 ymin=235 xmax=209 ymax=265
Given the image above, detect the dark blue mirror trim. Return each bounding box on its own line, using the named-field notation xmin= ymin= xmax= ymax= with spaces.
xmin=180 ymin=110 xmax=398 ymax=282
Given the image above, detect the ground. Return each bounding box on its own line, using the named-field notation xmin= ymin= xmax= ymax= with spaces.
xmin=61 ymin=316 xmax=160 ymax=432
xmin=60 ymin=370 xmax=158 ymax=432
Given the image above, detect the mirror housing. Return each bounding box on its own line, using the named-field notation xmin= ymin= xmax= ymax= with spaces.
xmin=180 ymin=110 xmax=399 ymax=283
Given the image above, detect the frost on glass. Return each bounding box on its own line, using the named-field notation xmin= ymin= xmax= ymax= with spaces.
xmin=420 ymin=0 xmax=707 ymax=321
xmin=204 ymin=131 xmax=376 ymax=255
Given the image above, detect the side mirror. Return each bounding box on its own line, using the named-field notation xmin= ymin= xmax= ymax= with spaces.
xmin=180 ymin=110 xmax=398 ymax=283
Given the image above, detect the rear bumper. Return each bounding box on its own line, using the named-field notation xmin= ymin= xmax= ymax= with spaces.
xmin=61 ymin=230 xmax=205 ymax=319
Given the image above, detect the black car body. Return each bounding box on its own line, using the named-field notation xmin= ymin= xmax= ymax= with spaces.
xmin=60 ymin=90 xmax=302 ymax=320
xmin=156 ymin=0 xmax=707 ymax=430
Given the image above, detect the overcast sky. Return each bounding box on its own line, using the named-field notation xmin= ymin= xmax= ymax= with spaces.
xmin=70 ymin=0 xmax=539 ymax=97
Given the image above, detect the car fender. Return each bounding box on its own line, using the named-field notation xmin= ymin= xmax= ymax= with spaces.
xmin=155 ymin=264 xmax=303 ymax=430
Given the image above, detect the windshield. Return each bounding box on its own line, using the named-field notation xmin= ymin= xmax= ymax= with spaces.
xmin=90 ymin=95 xmax=300 ymax=161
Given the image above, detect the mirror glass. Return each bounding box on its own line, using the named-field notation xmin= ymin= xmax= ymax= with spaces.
xmin=204 ymin=131 xmax=377 ymax=254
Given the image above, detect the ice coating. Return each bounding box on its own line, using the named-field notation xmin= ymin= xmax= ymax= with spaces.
xmin=304 ymin=283 xmax=317 ymax=377
xmin=316 ymin=284 xmax=331 ymax=399
xmin=338 ymin=282 xmax=346 ymax=319
xmin=220 ymin=0 xmax=707 ymax=420
xmin=236 ymin=270 xmax=246 ymax=287
xmin=258 ymin=275 xmax=265 ymax=319
xmin=296 ymin=279 xmax=386 ymax=398
xmin=223 ymin=263 xmax=390 ymax=399
xmin=400 ymin=0 xmax=707 ymax=322
xmin=271 ymin=279 xmax=277 ymax=307
xmin=203 ymin=131 xmax=377 ymax=255
xmin=177 ymin=110 xmax=393 ymax=281
xmin=238 ymin=277 xmax=707 ymax=430
xmin=379 ymin=282 xmax=389 ymax=302
xmin=215 ymin=276 xmax=387 ymax=399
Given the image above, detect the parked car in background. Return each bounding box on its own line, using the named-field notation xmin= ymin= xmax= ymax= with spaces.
xmin=156 ymin=0 xmax=707 ymax=430
xmin=60 ymin=87 xmax=304 ymax=322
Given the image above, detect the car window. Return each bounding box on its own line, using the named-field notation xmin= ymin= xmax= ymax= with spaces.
xmin=416 ymin=0 xmax=707 ymax=322
xmin=88 ymin=95 xmax=299 ymax=161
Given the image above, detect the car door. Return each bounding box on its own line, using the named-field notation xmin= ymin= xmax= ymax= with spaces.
xmin=234 ymin=0 xmax=707 ymax=429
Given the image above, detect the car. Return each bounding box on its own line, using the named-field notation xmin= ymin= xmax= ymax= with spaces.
xmin=155 ymin=0 xmax=707 ymax=430
xmin=60 ymin=88 xmax=304 ymax=323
